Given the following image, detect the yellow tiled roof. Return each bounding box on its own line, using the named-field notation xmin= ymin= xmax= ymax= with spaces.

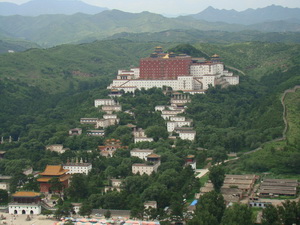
xmin=13 ymin=191 xmax=40 ymax=197
xmin=39 ymin=165 xmax=68 ymax=176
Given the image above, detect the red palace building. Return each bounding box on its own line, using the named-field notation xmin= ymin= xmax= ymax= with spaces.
xmin=37 ymin=165 xmax=70 ymax=193
xmin=139 ymin=46 xmax=192 ymax=80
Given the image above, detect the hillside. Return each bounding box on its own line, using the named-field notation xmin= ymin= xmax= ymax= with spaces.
xmin=107 ymin=30 xmax=300 ymax=44
xmin=0 ymin=40 xmax=177 ymax=93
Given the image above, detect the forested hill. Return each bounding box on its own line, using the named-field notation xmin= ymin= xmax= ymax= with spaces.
xmin=0 ymin=40 xmax=300 ymax=176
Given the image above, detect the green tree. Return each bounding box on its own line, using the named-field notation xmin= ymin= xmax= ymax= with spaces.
xmin=221 ymin=203 xmax=254 ymax=225
xmin=189 ymin=191 xmax=225 ymax=225
xmin=145 ymin=125 xmax=169 ymax=141
xmin=79 ymin=201 xmax=93 ymax=217
xmin=0 ymin=189 xmax=8 ymax=204
xmin=261 ymin=204 xmax=281 ymax=225
xmin=66 ymin=173 xmax=89 ymax=201
xmin=104 ymin=210 xmax=111 ymax=219
xmin=209 ymin=165 xmax=225 ymax=192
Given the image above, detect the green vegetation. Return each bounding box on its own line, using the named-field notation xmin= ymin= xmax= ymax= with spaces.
xmin=0 ymin=40 xmax=300 ymax=223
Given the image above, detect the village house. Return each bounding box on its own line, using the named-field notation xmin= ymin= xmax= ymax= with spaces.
xmin=185 ymin=155 xmax=197 ymax=170
xmin=8 ymin=191 xmax=42 ymax=215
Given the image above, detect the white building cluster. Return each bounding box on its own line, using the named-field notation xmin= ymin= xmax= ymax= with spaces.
xmin=107 ymin=54 xmax=239 ymax=94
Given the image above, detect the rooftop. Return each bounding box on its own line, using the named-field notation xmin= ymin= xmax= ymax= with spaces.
xmin=12 ymin=191 xmax=41 ymax=198
xmin=39 ymin=165 xmax=69 ymax=176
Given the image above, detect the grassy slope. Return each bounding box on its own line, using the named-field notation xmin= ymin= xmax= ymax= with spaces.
xmin=225 ymin=89 xmax=300 ymax=176
xmin=285 ymin=89 xmax=300 ymax=146
xmin=194 ymin=42 xmax=300 ymax=80
xmin=0 ymin=40 xmax=176 ymax=93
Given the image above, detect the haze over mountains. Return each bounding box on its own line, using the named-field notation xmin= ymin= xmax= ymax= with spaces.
xmin=0 ymin=0 xmax=108 ymax=16
xmin=0 ymin=0 xmax=300 ymax=50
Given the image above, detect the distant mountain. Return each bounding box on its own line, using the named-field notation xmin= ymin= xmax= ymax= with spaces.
xmin=1 ymin=8 xmax=300 ymax=48
xmin=0 ymin=0 xmax=108 ymax=16
xmin=189 ymin=5 xmax=300 ymax=25
xmin=0 ymin=10 xmax=243 ymax=47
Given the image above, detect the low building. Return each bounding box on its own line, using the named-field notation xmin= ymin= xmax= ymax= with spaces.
xmin=185 ymin=155 xmax=196 ymax=170
xmin=94 ymin=99 xmax=116 ymax=107
xmin=133 ymin=128 xmax=146 ymax=138
xmin=134 ymin=137 xmax=154 ymax=143
xmin=98 ymin=139 xmax=124 ymax=157
xmin=144 ymin=201 xmax=157 ymax=209
xmin=80 ymin=118 xmax=98 ymax=124
xmin=101 ymin=105 xmax=122 ymax=114
xmin=104 ymin=179 xmax=123 ymax=192
xmin=258 ymin=179 xmax=298 ymax=197
xmin=46 ymin=144 xmax=69 ymax=154
xmin=178 ymin=130 xmax=196 ymax=141
xmin=132 ymin=163 xmax=160 ymax=175
xmin=0 ymin=176 xmax=11 ymax=191
xmin=9 ymin=191 xmax=42 ymax=215
xmin=63 ymin=159 xmax=92 ymax=175
xmin=130 ymin=149 xmax=154 ymax=160
xmin=69 ymin=128 xmax=82 ymax=136
xmin=87 ymin=130 xmax=105 ymax=136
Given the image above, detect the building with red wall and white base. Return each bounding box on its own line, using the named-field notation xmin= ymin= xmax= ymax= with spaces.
xmin=107 ymin=47 xmax=239 ymax=94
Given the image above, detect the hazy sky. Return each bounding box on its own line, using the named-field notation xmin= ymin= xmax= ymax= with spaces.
xmin=1 ymin=0 xmax=300 ymax=15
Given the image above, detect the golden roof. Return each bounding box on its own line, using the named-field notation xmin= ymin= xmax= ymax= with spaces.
xmin=13 ymin=191 xmax=40 ymax=197
xmin=39 ymin=165 xmax=69 ymax=176
xmin=37 ymin=174 xmax=70 ymax=183
xmin=212 ymin=54 xmax=219 ymax=57
xmin=163 ymin=54 xmax=169 ymax=59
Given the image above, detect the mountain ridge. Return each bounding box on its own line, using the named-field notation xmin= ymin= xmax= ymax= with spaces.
xmin=0 ymin=0 xmax=108 ymax=16
xmin=189 ymin=5 xmax=300 ymax=25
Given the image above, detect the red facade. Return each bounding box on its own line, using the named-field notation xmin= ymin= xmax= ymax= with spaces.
xmin=140 ymin=57 xmax=192 ymax=80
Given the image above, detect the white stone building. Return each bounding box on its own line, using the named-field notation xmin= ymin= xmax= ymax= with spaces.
xmin=178 ymin=130 xmax=196 ymax=141
xmin=86 ymin=130 xmax=105 ymax=137
xmin=80 ymin=118 xmax=98 ymax=125
xmin=94 ymin=99 xmax=116 ymax=107
xmin=134 ymin=137 xmax=154 ymax=143
xmin=8 ymin=192 xmax=42 ymax=215
xmin=130 ymin=149 xmax=154 ymax=160
xmin=132 ymin=163 xmax=160 ymax=175
xmin=63 ymin=160 xmax=92 ymax=175
xmin=101 ymin=105 xmax=122 ymax=114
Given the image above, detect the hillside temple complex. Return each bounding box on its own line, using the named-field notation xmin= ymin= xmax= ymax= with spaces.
xmin=107 ymin=47 xmax=239 ymax=94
